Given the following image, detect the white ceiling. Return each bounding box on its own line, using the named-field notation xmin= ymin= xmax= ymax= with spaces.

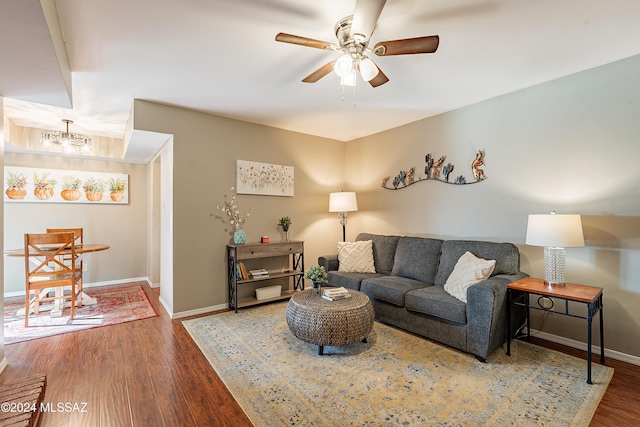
xmin=2 ymin=0 xmax=640 ymax=163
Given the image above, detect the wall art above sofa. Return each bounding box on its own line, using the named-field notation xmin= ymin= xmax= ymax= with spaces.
xmin=381 ymin=149 xmax=487 ymax=190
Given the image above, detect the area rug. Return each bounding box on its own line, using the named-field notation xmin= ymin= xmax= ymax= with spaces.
xmin=183 ymin=302 xmax=613 ymax=427
xmin=4 ymin=285 xmax=158 ymax=344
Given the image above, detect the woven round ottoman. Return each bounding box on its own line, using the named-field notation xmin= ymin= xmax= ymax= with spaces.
xmin=286 ymin=289 xmax=374 ymax=355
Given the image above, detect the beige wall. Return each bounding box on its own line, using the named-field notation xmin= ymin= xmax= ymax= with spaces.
xmin=3 ymin=153 xmax=149 ymax=293
xmin=3 ymin=55 xmax=638 ymax=360
xmin=133 ymin=100 xmax=346 ymax=313
xmin=345 ymin=54 xmax=640 ymax=358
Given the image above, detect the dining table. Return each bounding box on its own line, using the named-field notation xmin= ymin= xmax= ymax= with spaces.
xmin=4 ymin=243 xmax=110 ymax=317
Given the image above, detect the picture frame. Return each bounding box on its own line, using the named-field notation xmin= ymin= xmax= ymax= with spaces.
xmin=4 ymin=166 xmax=129 ymax=204
xmin=236 ymin=160 xmax=294 ymax=197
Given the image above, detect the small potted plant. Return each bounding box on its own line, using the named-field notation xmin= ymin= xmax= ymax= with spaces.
xmin=5 ymin=171 xmax=27 ymax=200
xmin=60 ymin=175 xmax=82 ymax=201
xmin=304 ymin=265 xmax=328 ymax=294
xmin=82 ymin=177 xmax=106 ymax=201
xmin=33 ymin=172 xmax=56 ymax=200
xmin=107 ymin=177 xmax=127 ymax=202
xmin=278 ymin=216 xmax=292 ymax=241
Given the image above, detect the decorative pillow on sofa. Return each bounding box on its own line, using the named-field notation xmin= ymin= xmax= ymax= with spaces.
xmin=444 ymin=251 xmax=496 ymax=303
xmin=338 ymin=240 xmax=375 ymax=273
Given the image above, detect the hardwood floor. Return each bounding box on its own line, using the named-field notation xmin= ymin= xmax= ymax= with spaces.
xmin=1 ymin=282 xmax=638 ymax=426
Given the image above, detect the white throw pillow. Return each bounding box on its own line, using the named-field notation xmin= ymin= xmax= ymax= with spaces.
xmin=338 ymin=240 xmax=375 ymax=273
xmin=444 ymin=251 xmax=496 ymax=303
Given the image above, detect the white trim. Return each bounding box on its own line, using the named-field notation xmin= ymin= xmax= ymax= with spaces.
xmin=3 ymin=277 xmax=150 ymax=298
xmin=157 ymin=295 xmax=172 ymax=318
xmin=531 ymin=329 xmax=640 ymax=367
xmin=0 ymin=357 xmax=8 ymax=375
xmin=171 ymin=303 xmax=228 ymax=319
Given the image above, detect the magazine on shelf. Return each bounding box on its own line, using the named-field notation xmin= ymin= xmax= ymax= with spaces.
xmin=322 ymin=287 xmax=351 ymax=301
xmin=249 ymin=268 xmax=269 ymax=278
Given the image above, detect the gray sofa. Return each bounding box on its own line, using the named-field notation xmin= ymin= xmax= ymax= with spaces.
xmin=318 ymin=233 xmax=527 ymax=361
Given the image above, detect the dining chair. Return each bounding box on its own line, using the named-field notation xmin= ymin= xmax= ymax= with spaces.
xmin=46 ymin=228 xmax=83 ymax=269
xmin=24 ymin=232 xmax=83 ymax=327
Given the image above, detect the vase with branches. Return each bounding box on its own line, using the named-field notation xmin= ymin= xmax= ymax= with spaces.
xmin=217 ymin=187 xmax=251 ymax=244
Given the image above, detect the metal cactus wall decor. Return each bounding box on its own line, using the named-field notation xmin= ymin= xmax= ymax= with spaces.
xmin=381 ymin=150 xmax=486 ymax=190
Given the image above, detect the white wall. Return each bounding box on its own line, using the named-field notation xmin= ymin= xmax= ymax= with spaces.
xmin=345 ymin=54 xmax=640 ymax=358
xmin=3 ymin=153 xmax=149 ymax=294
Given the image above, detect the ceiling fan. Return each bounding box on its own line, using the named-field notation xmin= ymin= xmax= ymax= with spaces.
xmin=275 ymin=0 xmax=439 ymax=88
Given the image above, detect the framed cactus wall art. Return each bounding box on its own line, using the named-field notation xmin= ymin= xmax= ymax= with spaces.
xmin=4 ymin=166 xmax=129 ymax=204
xmin=236 ymin=160 xmax=294 ymax=197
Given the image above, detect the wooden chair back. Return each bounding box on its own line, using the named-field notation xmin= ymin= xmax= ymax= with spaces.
xmin=24 ymin=232 xmax=82 ymax=327
xmin=46 ymin=228 xmax=83 ymax=269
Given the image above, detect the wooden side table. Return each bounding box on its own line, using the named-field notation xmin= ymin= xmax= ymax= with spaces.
xmin=506 ymin=277 xmax=604 ymax=384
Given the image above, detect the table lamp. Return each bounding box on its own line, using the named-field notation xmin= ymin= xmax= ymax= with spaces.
xmin=329 ymin=192 xmax=358 ymax=242
xmin=525 ymin=212 xmax=585 ymax=286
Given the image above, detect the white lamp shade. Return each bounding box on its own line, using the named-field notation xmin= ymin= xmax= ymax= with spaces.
xmin=359 ymin=57 xmax=379 ymax=81
xmin=334 ymin=53 xmax=354 ymax=77
xmin=340 ymin=69 xmax=357 ymax=86
xmin=329 ymin=192 xmax=358 ymax=212
xmin=526 ymin=214 xmax=585 ymax=248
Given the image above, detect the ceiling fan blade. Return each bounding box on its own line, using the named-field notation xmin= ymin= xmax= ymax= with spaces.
xmin=368 ymin=67 xmax=389 ymax=88
xmin=350 ymin=0 xmax=387 ymax=42
xmin=275 ymin=33 xmax=336 ymax=50
xmin=302 ymin=61 xmax=336 ymax=83
xmin=373 ymin=35 xmax=440 ymax=56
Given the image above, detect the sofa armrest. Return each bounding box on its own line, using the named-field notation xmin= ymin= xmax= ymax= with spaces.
xmin=466 ymin=272 xmax=528 ymax=360
xmin=318 ymin=254 xmax=339 ymax=272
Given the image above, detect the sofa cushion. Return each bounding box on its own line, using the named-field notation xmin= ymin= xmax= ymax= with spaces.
xmin=405 ymin=286 xmax=467 ymax=324
xmin=435 ymin=240 xmax=520 ymax=285
xmin=327 ymin=271 xmax=384 ymax=291
xmin=391 ymin=237 xmax=443 ymax=283
xmin=360 ymin=276 xmax=429 ymax=307
xmin=444 ymin=251 xmax=496 ymax=303
xmin=356 ymin=233 xmax=401 ymax=275
xmin=338 ymin=240 xmax=375 ymax=273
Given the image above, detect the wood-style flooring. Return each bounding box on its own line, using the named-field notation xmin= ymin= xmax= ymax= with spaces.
xmin=1 ymin=282 xmax=638 ymax=426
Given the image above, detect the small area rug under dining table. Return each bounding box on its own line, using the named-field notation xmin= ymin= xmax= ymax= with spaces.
xmin=183 ymin=302 xmax=613 ymax=426
xmin=4 ymin=284 xmax=157 ymax=344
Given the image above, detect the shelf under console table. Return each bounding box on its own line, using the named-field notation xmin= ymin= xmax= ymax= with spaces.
xmin=227 ymin=241 xmax=305 ymax=312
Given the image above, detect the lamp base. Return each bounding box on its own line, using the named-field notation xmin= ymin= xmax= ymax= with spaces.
xmin=544 ymin=246 xmax=566 ymax=286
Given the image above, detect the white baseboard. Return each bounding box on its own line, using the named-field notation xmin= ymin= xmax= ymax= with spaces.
xmin=172 ymin=303 xmax=229 ymax=319
xmin=531 ymin=329 xmax=640 ymax=367
xmin=0 ymin=357 xmax=7 ymax=375
xmin=3 ymin=277 xmax=150 ymax=298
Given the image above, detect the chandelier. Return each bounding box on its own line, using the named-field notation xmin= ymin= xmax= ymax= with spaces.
xmin=41 ymin=119 xmax=92 ymax=153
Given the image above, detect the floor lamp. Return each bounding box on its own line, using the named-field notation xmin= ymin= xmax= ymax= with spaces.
xmin=329 ymin=192 xmax=358 ymax=242
xmin=526 ymin=212 xmax=585 ymax=286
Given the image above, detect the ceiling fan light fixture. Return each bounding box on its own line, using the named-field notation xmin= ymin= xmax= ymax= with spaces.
xmin=359 ymin=57 xmax=379 ymax=81
xmin=340 ymin=69 xmax=357 ymax=87
xmin=334 ymin=53 xmax=354 ymax=77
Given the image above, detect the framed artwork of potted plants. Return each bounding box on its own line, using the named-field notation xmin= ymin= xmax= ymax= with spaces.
xmin=4 ymin=166 xmax=129 ymax=204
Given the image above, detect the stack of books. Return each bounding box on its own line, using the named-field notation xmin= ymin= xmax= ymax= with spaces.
xmin=236 ymin=262 xmax=248 ymax=280
xmin=249 ymin=268 xmax=269 ymax=279
xmin=322 ymin=287 xmax=351 ymax=301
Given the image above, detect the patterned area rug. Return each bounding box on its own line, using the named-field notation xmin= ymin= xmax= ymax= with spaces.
xmin=4 ymin=285 xmax=157 ymax=344
xmin=183 ymin=302 xmax=613 ymax=427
